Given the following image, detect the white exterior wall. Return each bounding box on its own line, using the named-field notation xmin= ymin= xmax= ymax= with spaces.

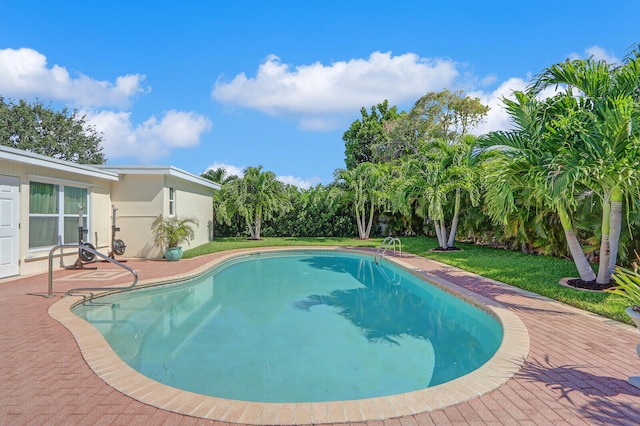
xmin=1 ymin=148 xmax=217 ymax=277
xmin=109 ymin=173 xmax=214 ymax=259
xmin=109 ymin=174 xmax=165 ymax=259
xmin=0 ymin=155 xmax=115 ymax=277
xmin=166 ymin=175 xmax=214 ymax=250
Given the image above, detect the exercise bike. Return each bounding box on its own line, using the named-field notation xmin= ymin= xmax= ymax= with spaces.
xmin=109 ymin=205 xmax=126 ymax=261
xmin=66 ymin=205 xmax=97 ymax=269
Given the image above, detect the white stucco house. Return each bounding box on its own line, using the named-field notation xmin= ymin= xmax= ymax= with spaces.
xmin=0 ymin=145 xmax=219 ymax=279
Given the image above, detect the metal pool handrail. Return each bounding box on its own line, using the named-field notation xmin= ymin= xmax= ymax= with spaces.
xmin=374 ymin=236 xmax=402 ymax=264
xmin=47 ymin=244 xmax=138 ymax=298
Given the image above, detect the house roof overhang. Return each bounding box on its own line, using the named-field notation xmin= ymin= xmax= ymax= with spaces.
xmin=96 ymin=165 xmax=220 ymax=190
xmin=0 ymin=145 xmax=120 ymax=181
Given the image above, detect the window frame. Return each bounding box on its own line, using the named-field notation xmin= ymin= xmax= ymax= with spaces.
xmin=169 ymin=187 xmax=175 ymax=216
xmin=28 ymin=180 xmax=91 ymax=251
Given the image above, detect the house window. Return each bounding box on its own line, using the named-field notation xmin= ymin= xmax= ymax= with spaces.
xmin=169 ymin=187 xmax=175 ymax=215
xmin=29 ymin=182 xmax=88 ymax=249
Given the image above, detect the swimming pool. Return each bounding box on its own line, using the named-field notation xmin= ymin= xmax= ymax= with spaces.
xmin=73 ymin=250 xmax=502 ymax=403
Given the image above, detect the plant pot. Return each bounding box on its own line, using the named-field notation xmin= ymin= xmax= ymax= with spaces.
xmin=627 ymin=307 xmax=640 ymax=331
xmin=626 ymin=307 xmax=640 ymax=389
xmin=164 ymin=246 xmax=183 ymax=261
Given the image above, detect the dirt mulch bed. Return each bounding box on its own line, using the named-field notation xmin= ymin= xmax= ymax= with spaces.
xmin=559 ymin=277 xmax=614 ymax=292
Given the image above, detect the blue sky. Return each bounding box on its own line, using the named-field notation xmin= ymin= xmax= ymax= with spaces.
xmin=1 ymin=1 xmax=637 ymax=187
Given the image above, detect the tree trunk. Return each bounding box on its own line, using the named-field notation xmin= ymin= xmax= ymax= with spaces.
xmin=596 ymin=199 xmax=611 ymax=284
xmin=254 ymin=212 xmax=262 ymax=240
xmin=447 ymin=189 xmax=461 ymax=248
xmin=434 ymin=220 xmax=447 ymax=248
xmin=363 ymin=201 xmax=374 ymax=239
xmin=434 ymin=221 xmax=443 ymax=247
xmin=565 ymin=228 xmax=597 ymax=282
xmin=246 ymin=215 xmax=256 ymax=239
xmin=607 ymin=188 xmax=623 ymax=277
xmin=355 ymin=206 xmax=366 ymax=239
xmin=440 ymin=221 xmax=448 ymax=249
xmin=558 ymin=203 xmax=597 ymax=282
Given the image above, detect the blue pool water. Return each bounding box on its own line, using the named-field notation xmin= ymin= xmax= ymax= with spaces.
xmin=73 ymin=250 xmax=502 ymax=403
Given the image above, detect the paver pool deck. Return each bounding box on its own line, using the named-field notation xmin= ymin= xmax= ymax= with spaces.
xmin=1 ymin=247 xmax=639 ymax=425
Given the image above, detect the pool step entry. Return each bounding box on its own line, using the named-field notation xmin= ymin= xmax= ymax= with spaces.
xmin=374 ymin=236 xmax=402 ymax=264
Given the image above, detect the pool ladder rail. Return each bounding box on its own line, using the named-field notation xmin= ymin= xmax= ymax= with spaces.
xmin=374 ymin=236 xmax=402 ymax=264
xmin=47 ymin=244 xmax=138 ymax=298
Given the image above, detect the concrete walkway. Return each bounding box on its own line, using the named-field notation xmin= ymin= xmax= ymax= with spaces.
xmin=1 ymin=249 xmax=639 ymax=425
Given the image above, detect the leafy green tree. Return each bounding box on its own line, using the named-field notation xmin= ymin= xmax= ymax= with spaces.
xmin=263 ymin=184 xmax=357 ymax=237
xmin=440 ymin=137 xmax=481 ymax=248
xmin=201 ymin=167 xmax=229 ymax=239
xmin=214 ymin=166 xmax=291 ymax=239
xmin=201 ymin=167 xmax=228 ymax=183
xmin=332 ymin=162 xmax=391 ymax=239
xmin=398 ymin=137 xmax=480 ymax=249
xmin=479 ymin=48 xmax=640 ymax=285
xmin=0 ymin=97 xmax=105 ymax=164
xmin=380 ymin=89 xmax=489 ymax=161
xmin=530 ymin=50 xmax=640 ymax=283
xmin=343 ymin=100 xmax=399 ymax=169
xmin=381 ymin=90 xmax=486 ymax=247
xmin=478 ymin=91 xmax=599 ymax=282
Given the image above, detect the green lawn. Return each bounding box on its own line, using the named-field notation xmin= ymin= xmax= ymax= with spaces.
xmin=184 ymin=236 xmax=632 ymax=325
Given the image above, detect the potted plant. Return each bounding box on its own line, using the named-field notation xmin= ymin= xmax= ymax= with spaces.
xmin=151 ymin=214 xmax=198 ymax=261
xmin=608 ymin=252 xmax=640 ymax=389
xmin=608 ymin=251 xmax=640 ymax=329
xmin=609 ymin=266 xmax=640 ymax=330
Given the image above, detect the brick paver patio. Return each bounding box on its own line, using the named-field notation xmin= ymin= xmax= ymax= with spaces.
xmin=1 ymin=248 xmax=639 ymax=425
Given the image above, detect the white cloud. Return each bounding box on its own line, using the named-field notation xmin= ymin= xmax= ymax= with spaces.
xmin=480 ymin=74 xmax=498 ymax=87
xmin=468 ymin=77 xmax=529 ymax=134
xmin=84 ymin=109 xmax=212 ymax=162
xmin=0 ymin=48 xmax=147 ymax=108
xmin=469 ymin=77 xmax=562 ymax=135
xmin=585 ymin=46 xmax=619 ymax=64
xmin=277 ymin=175 xmax=321 ymax=189
xmin=298 ymin=117 xmax=342 ymax=131
xmin=568 ymin=45 xmax=619 ymax=64
xmin=137 ymin=110 xmax=213 ymax=148
xmin=212 ymin=51 xmax=458 ymax=128
xmin=204 ymin=162 xmax=245 ymax=178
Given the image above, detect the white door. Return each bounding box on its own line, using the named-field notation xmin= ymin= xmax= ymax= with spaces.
xmin=0 ymin=175 xmax=20 ymax=278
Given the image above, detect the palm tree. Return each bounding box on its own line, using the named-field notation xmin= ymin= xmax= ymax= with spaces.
xmin=214 ymin=166 xmax=291 ymax=239
xmin=399 ymin=138 xmax=480 ymax=250
xmin=478 ymin=91 xmax=599 ymax=282
xmin=530 ymin=49 xmax=640 ymax=283
xmin=440 ymin=136 xmax=481 ymax=248
xmin=402 ymin=158 xmax=451 ymax=248
xmin=201 ymin=167 xmax=228 ymax=184
xmin=332 ymin=162 xmax=390 ymax=239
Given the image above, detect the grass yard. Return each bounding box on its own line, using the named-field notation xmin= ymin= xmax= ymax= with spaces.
xmin=184 ymin=236 xmax=632 ymax=325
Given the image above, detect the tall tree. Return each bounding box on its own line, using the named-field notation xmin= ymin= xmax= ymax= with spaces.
xmin=214 ymin=166 xmax=291 ymax=240
xmin=478 ymin=91 xmax=599 ymax=282
xmin=381 ymin=89 xmax=489 ymax=161
xmin=343 ymin=100 xmax=399 ymax=169
xmin=332 ymin=162 xmax=390 ymax=239
xmin=201 ymin=167 xmax=228 ymax=183
xmin=479 ymin=47 xmax=640 ymax=285
xmin=383 ymin=90 xmax=487 ymax=247
xmin=0 ymin=98 xmax=105 ymax=164
xmin=530 ymin=49 xmax=640 ymax=283
xmin=399 ymin=137 xmax=480 ymax=249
